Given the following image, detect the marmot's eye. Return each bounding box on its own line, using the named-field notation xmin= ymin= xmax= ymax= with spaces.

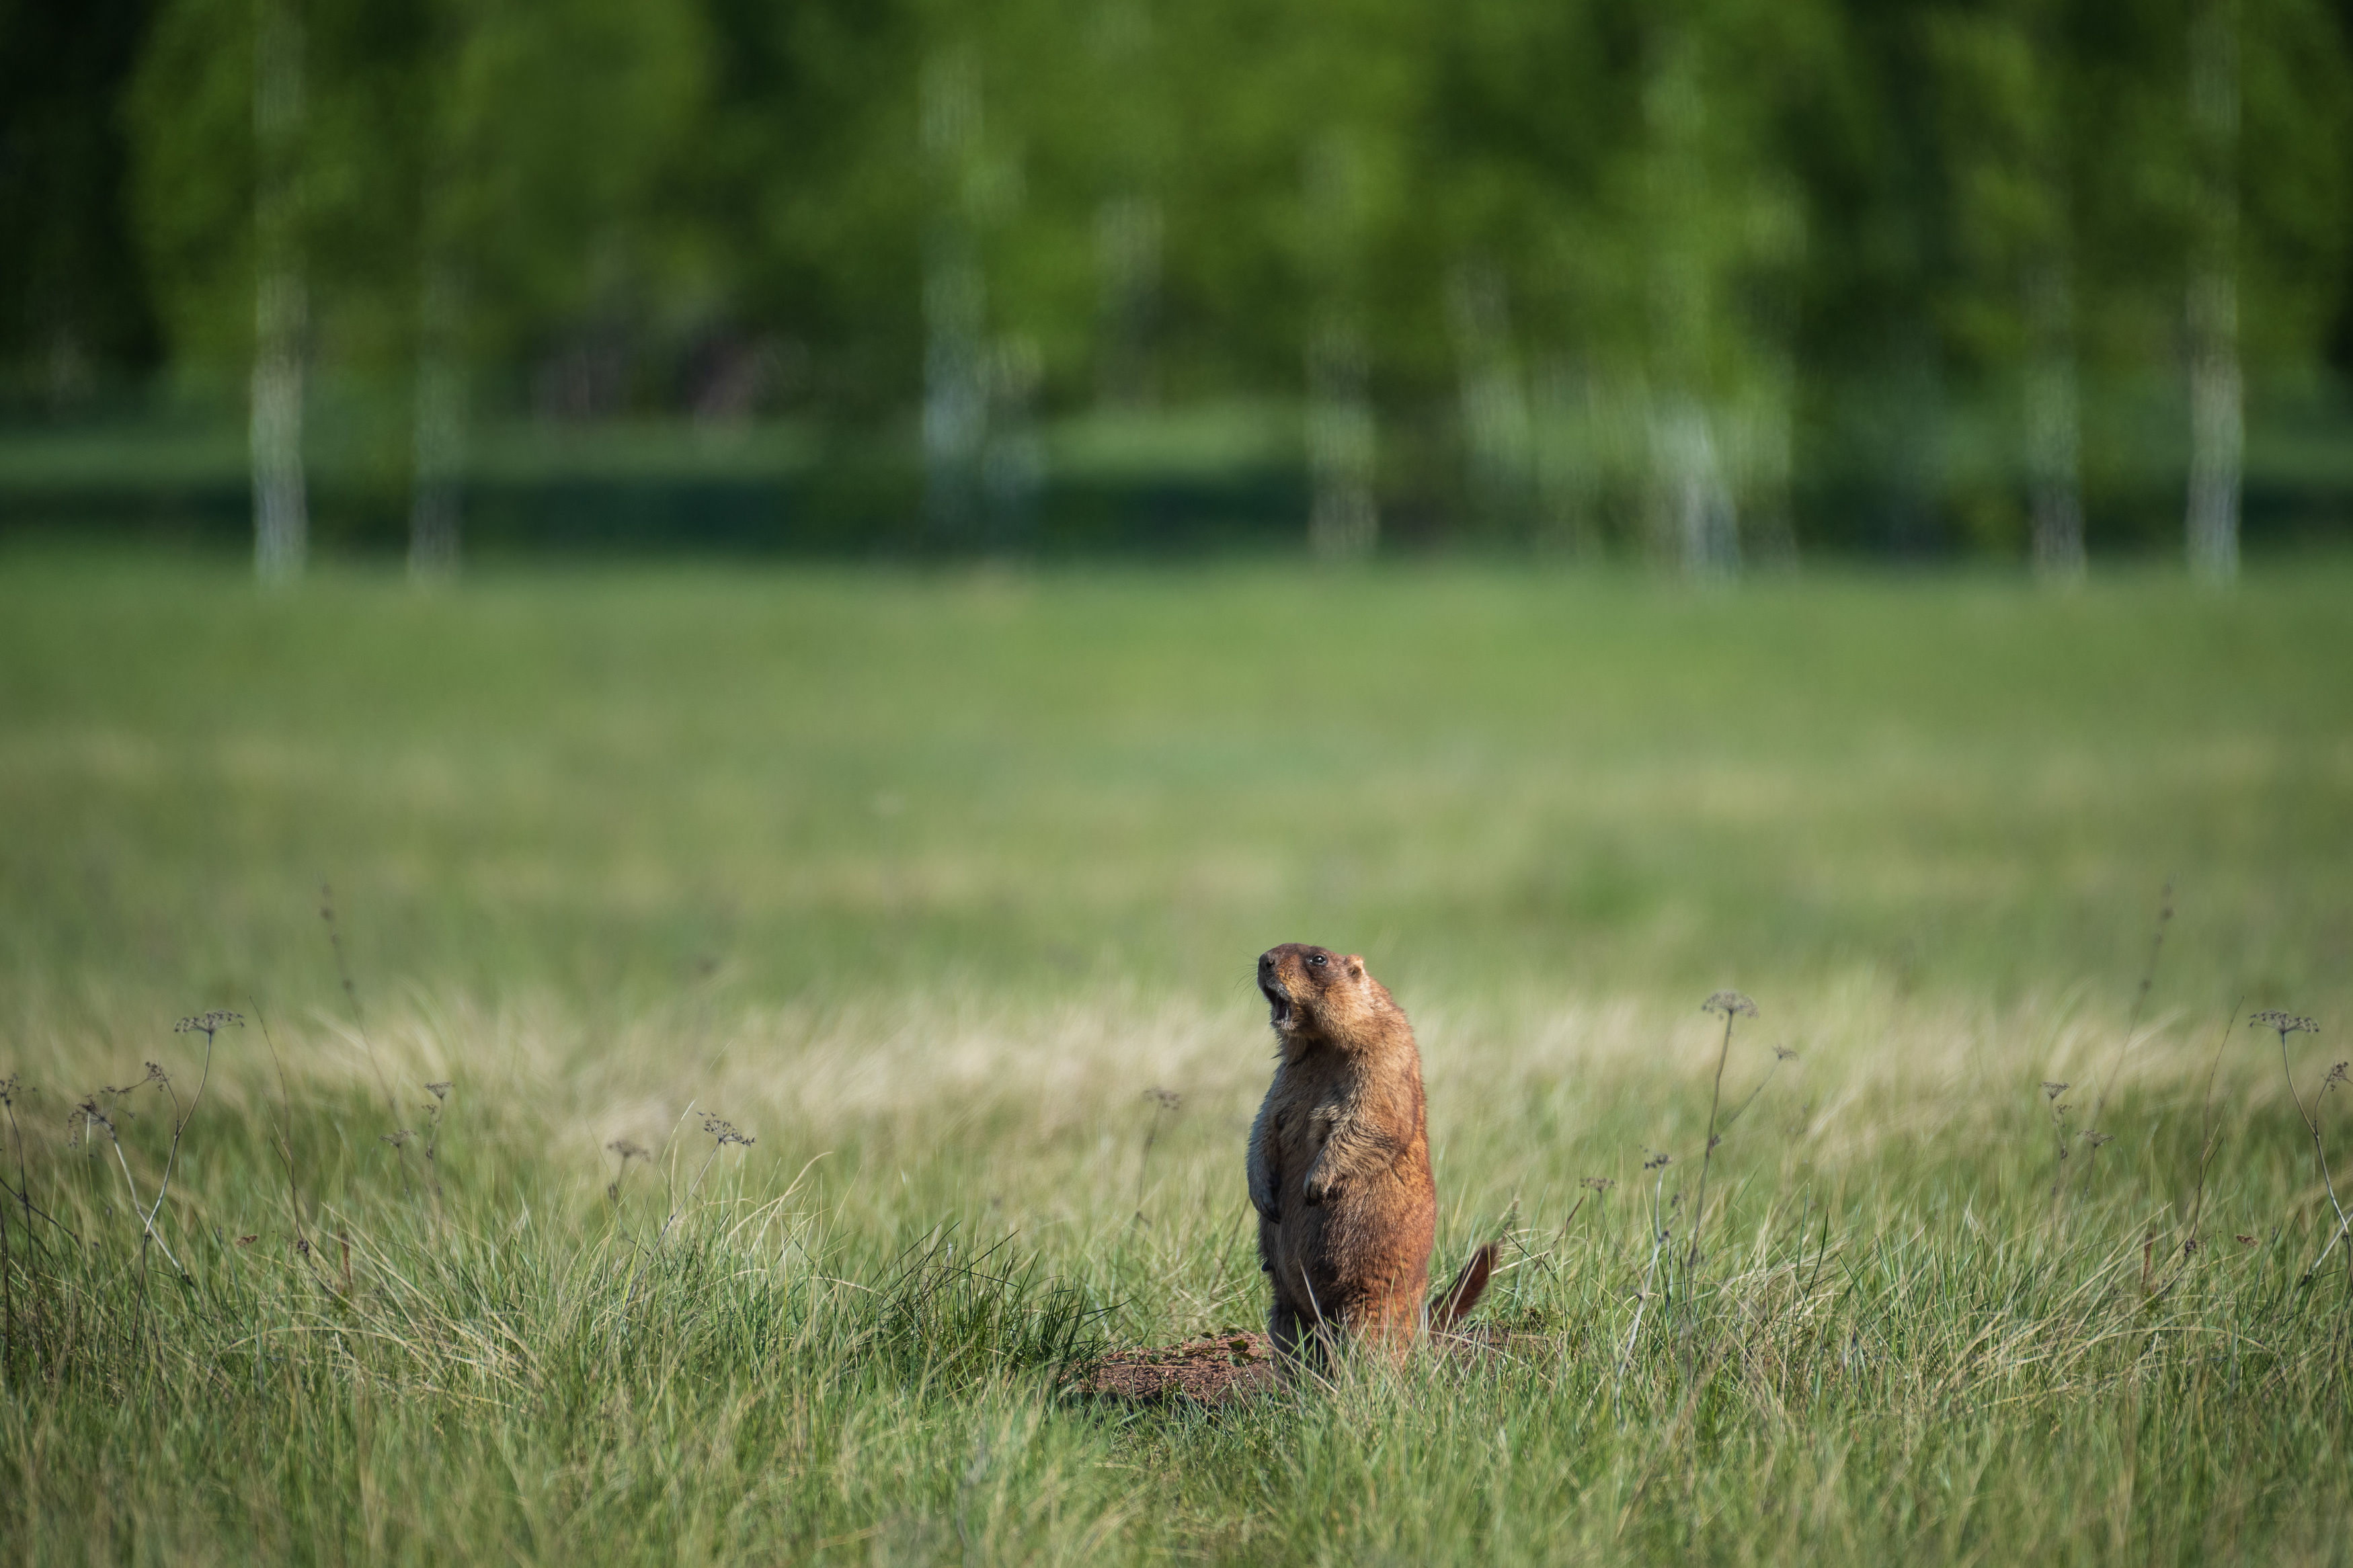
xmin=1308 ymin=954 xmax=1326 ymax=966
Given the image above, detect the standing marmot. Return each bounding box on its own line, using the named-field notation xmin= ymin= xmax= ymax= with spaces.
xmin=1248 ymin=943 xmax=1495 ymax=1366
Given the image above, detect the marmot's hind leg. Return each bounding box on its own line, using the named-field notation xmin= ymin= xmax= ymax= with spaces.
xmin=1268 ymin=1297 xmax=1315 ymax=1375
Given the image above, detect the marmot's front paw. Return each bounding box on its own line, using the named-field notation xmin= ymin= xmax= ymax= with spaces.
xmin=1302 ymin=1173 xmax=1336 ymax=1206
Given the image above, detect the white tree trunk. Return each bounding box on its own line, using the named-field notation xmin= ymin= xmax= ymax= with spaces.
xmin=2186 ymin=274 xmax=2242 ymax=583
xmin=2186 ymin=0 xmax=2242 ymax=584
xmin=251 ymin=0 xmax=307 ymax=585
xmin=408 ymin=264 xmax=466 ymax=581
xmin=2024 ymin=259 xmax=2085 ymax=581
xmin=922 ymin=237 xmax=987 ymax=540
xmin=250 ymin=270 xmax=307 ymax=585
xmin=922 ymin=50 xmax=988 ymax=542
xmin=1651 ymin=393 xmax=1738 ymax=579
xmin=1642 ymin=26 xmax=1739 ymax=579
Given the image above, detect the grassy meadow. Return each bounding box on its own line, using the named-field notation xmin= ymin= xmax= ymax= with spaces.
xmin=1 ymin=549 xmax=2351 ymax=1564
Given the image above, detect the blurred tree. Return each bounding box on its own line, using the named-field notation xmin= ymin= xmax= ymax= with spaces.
xmin=1418 ymin=0 xmax=1638 ymax=552
xmin=1622 ymin=1 xmax=1821 ymax=575
xmin=1088 ymin=0 xmax=1167 ymax=411
xmin=2179 ymin=0 xmax=2352 ymax=577
xmin=2185 ymin=0 xmax=2243 ymax=582
xmin=249 ymin=0 xmax=307 ymax=583
xmin=1929 ymin=0 xmax=2089 ymax=581
xmin=393 ymin=0 xmax=707 ymax=577
xmin=0 ymin=0 xmax=161 ymax=412
xmin=129 ymin=0 xmax=321 ymax=581
xmin=128 ymin=0 xmax=705 ymax=575
xmin=57 ymin=0 xmax=2353 ymax=561
xmin=689 ymin=0 xmax=924 ymax=417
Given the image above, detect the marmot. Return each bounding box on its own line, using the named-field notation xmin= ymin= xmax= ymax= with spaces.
xmin=1248 ymin=943 xmax=1496 ymax=1365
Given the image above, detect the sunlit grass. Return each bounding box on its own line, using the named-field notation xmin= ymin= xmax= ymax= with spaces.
xmin=1 ymin=551 xmax=2349 ymax=1563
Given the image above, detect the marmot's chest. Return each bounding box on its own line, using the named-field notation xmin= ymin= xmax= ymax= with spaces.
xmin=1269 ymin=1065 xmax=1415 ymax=1154
xmin=1277 ymin=1100 xmax=1345 ymax=1159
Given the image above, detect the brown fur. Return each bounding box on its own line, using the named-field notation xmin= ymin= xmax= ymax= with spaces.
xmin=1247 ymin=944 xmax=1494 ymax=1367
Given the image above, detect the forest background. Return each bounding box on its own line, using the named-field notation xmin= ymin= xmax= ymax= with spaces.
xmin=3 ymin=0 xmax=2353 ymax=569
xmin=9 ymin=5 xmax=2353 ymax=1560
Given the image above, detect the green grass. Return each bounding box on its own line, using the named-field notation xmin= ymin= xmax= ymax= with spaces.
xmin=1 ymin=550 xmax=2350 ymax=1565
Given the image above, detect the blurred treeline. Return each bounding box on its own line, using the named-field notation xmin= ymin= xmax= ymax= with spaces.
xmin=4 ymin=0 xmax=2352 ymax=561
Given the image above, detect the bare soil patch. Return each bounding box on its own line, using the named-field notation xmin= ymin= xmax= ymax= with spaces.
xmin=1078 ymin=1325 xmax=1550 ymax=1407
xmin=1082 ymin=1332 xmax=1281 ymax=1405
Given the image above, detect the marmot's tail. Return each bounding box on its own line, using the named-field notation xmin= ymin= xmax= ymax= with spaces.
xmin=1430 ymin=1241 xmax=1500 ymax=1331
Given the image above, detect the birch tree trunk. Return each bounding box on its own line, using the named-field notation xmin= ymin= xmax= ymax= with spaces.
xmin=250 ymin=0 xmax=307 ymax=585
xmin=1653 ymin=393 xmax=1738 ymax=578
xmin=2186 ymin=0 xmax=2242 ymax=585
xmin=2024 ymin=255 xmax=2085 ymax=580
xmin=922 ymin=50 xmax=988 ymax=543
xmin=1642 ymin=27 xmax=1739 ymax=579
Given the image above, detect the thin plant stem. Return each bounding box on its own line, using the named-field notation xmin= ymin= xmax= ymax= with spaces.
xmin=2176 ymin=996 xmax=2241 ymax=1270
xmin=1 ymin=1093 xmax=74 ymax=1250
xmin=0 ymin=1100 xmax=12 ymax=1389
xmin=251 ymin=1001 xmax=313 ymax=1263
xmin=2266 ymin=1018 xmax=2351 ymax=1282
xmin=1686 ymin=1009 xmax=1735 ymax=1276
xmin=1614 ymin=1157 xmax=1671 ymax=1411
xmin=1685 ymin=993 xmax=1758 ymax=1282
xmin=141 ymin=1026 xmax=220 ymax=1276
xmin=104 ymin=1132 xmax=184 ymax=1275
xmin=617 ymin=1110 xmax=754 ymax=1350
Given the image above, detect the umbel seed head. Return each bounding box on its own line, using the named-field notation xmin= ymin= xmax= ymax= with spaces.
xmin=702 ymin=1115 xmax=754 ymax=1148
xmin=2251 ymin=1011 xmax=2319 ymax=1036
xmin=1702 ymin=991 xmax=1759 ymax=1019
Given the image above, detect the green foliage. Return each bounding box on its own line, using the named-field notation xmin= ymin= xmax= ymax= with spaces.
xmin=2 ymin=1 xmax=2348 ymax=551
xmin=74 ymin=1 xmax=2353 ymax=421
xmin=124 ymin=0 xmax=708 ymax=384
xmin=0 ymin=0 xmax=160 ymax=395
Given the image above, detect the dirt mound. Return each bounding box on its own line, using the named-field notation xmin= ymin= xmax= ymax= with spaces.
xmin=1078 ymin=1324 xmax=1544 ymax=1406
xmin=1081 ymin=1332 xmax=1279 ymax=1405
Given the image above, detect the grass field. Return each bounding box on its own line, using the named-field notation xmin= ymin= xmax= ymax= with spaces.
xmin=2 ymin=550 xmax=2351 ymax=1564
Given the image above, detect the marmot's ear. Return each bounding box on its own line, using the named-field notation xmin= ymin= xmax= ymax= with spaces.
xmin=1345 ymin=954 xmax=1364 ymax=977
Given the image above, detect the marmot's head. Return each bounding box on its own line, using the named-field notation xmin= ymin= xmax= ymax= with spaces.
xmin=1257 ymin=944 xmax=1396 ymax=1048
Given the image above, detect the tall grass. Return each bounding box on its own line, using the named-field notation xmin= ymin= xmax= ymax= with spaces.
xmin=1 ymin=551 xmax=2349 ymax=1562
